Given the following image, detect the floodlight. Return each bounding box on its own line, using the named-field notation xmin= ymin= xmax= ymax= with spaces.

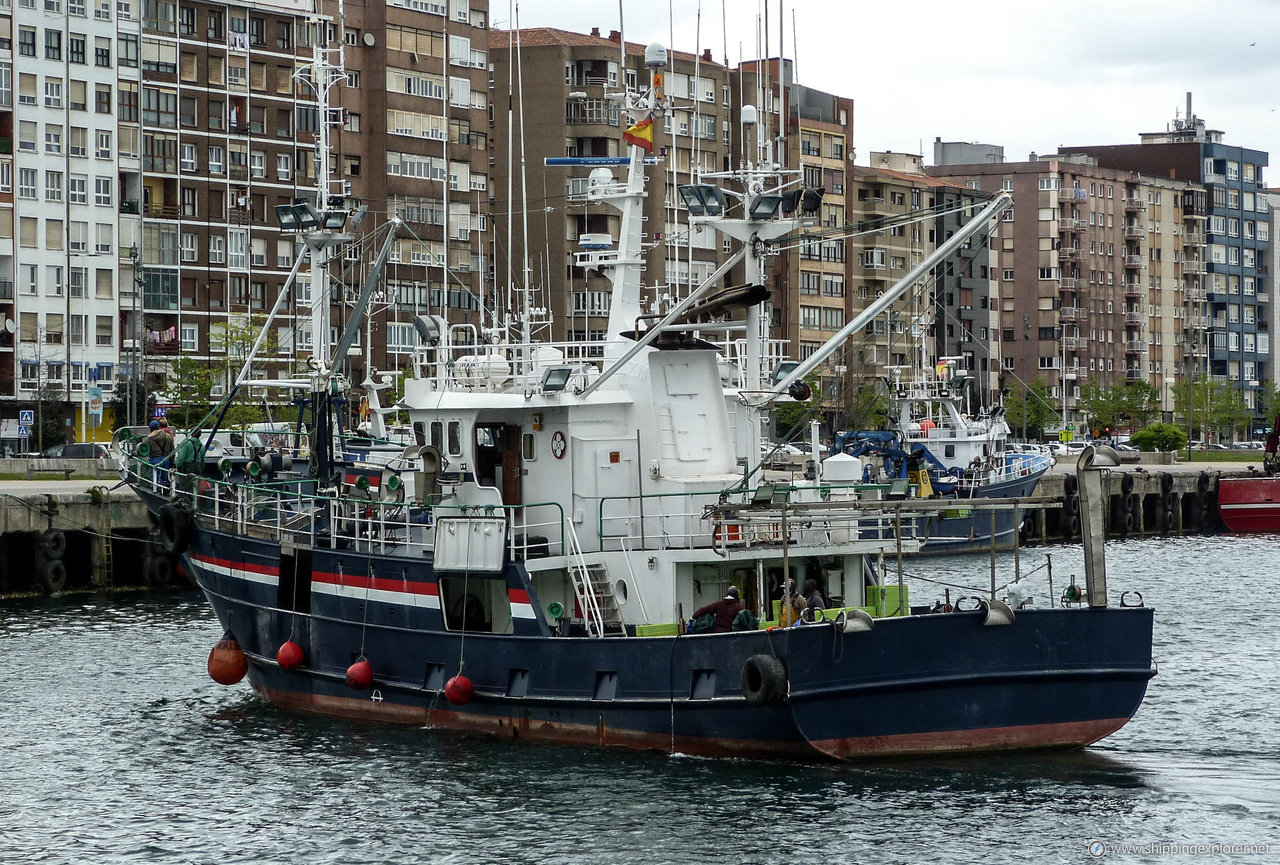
xmin=275 ymin=204 xmax=301 ymax=230
xmin=800 ymin=187 xmax=825 ymax=215
xmin=748 ymin=193 xmax=783 ymax=220
xmin=321 ymin=210 xmax=348 ymax=230
xmin=678 ymin=184 xmax=727 ymax=216
xmin=678 ymin=185 xmax=706 ymax=216
xmin=293 ymin=202 xmax=321 ymax=228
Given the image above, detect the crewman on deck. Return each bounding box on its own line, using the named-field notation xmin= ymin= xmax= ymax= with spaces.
xmin=691 ymin=586 xmax=745 ymax=633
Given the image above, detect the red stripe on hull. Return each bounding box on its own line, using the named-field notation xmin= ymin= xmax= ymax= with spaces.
xmin=806 ymin=717 xmax=1131 ymax=759
xmin=246 ymin=680 xmax=1127 ymax=761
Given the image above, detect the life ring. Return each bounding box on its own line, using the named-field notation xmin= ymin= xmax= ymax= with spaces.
xmin=1064 ymin=474 xmax=1079 ymax=497
xmin=147 ymin=556 xmax=174 ymax=587
xmin=741 ymin=654 xmax=788 ymax=706
xmin=1066 ymin=495 xmax=1080 ymax=515
xmin=1160 ymin=472 xmax=1174 ymax=494
xmin=1124 ymin=492 xmax=1139 ymax=514
xmin=1120 ymin=511 xmax=1135 ymax=533
xmin=1120 ymin=473 xmax=1134 ymax=496
xmin=158 ymin=504 xmax=192 ymax=556
xmin=41 ymin=559 xmax=67 ymax=593
xmin=1068 ymin=514 xmax=1081 ymax=536
xmin=40 ymin=528 xmax=67 ymax=560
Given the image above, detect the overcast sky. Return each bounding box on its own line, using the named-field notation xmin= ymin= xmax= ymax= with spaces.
xmin=507 ymin=0 xmax=1280 ymax=170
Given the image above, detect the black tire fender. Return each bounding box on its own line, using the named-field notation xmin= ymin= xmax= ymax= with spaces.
xmin=741 ymin=654 xmax=788 ymax=706
xmin=40 ymin=529 xmax=67 ymax=561
xmin=42 ymin=559 xmax=67 ymax=593
xmin=158 ymin=504 xmax=192 ymax=556
xmin=147 ymin=556 xmax=174 ymax=587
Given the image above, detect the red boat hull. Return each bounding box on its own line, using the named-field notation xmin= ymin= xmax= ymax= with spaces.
xmin=1217 ymin=477 xmax=1280 ymax=532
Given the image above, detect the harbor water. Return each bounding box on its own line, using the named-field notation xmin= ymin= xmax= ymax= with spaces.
xmin=2 ymin=536 xmax=1278 ymax=864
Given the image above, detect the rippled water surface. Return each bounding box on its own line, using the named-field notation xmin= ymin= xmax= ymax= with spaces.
xmin=3 ymin=536 xmax=1279 ymax=864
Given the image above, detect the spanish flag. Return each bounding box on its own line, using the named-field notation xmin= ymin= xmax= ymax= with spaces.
xmin=623 ymin=117 xmax=654 ymax=152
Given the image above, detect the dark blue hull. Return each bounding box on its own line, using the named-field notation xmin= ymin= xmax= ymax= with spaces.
xmin=179 ymin=520 xmax=1154 ymax=760
xmin=916 ymin=467 xmax=1048 ymax=554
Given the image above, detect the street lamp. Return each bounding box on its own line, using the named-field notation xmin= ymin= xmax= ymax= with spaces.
xmin=1164 ymin=376 xmax=1175 ymax=425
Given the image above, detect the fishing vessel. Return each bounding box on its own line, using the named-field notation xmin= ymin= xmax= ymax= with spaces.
xmin=124 ymin=42 xmax=1154 ymax=760
xmin=1217 ymin=415 xmax=1280 ymax=532
xmin=831 ymin=358 xmax=1053 ymax=552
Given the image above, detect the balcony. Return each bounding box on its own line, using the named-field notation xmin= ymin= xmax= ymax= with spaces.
xmin=1183 ymin=259 xmax=1206 ymax=274
xmin=1124 ymin=340 xmax=1146 ymax=353
xmin=1062 ymin=336 xmax=1080 ymax=350
xmin=1184 ymin=229 xmax=1205 ymax=244
xmin=1124 ymin=311 xmax=1144 ymax=326
xmin=1125 ymin=368 xmax=1144 ymax=381
xmin=120 ymin=199 xmax=141 ymax=214
xmin=0 ymin=281 xmax=12 ymax=301
xmin=1059 ymin=278 xmax=1080 ymax=293
xmin=1063 ymin=365 xmax=1082 ymax=380
xmin=1058 ymin=307 xmax=1082 ymax=322
xmin=1124 ymin=197 xmax=1147 ymax=212
xmin=1123 ymin=224 xmax=1145 ymax=239
xmin=1124 ymin=282 xmax=1143 ymax=298
xmin=1258 ymin=293 xmax=1271 ymax=305
xmin=1123 ymin=255 xmax=1144 ymax=268
xmin=1059 ymin=247 xmax=1085 ymax=263
xmin=1058 ymin=188 xmax=1088 ymax=203
xmin=1184 ymin=286 xmax=1206 ymax=302
xmin=1059 ymin=217 xmax=1087 ymax=232
xmin=1186 ymin=315 xmax=1208 ymax=330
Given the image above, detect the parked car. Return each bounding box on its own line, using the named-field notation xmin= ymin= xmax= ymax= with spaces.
xmin=32 ymin=442 xmax=113 ymax=470
xmin=1115 ymin=443 xmax=1139 ymax=453
xmin=1230 ymin=441 xmax=1264 ymax=450
xmin=1205 ymin=443 xmax=1230 ymax=451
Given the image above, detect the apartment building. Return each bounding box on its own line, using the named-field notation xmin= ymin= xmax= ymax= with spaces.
xmin=930 ymin=155 xmax=1199 ymax=431
xmin=0 ymin=0 xmax=492 ymax=441
xmin=489 ymin=27 xmax=734 ymax=351
xmin=326 ymin=0 xmax=491 ymax=376
xmin=735 ymin=59 xmax=855 ymax=419
xmin=2 ymin=0 xmax=122 ymax=434
xmin=1064 ymin=100 xmax=1271 ymax=432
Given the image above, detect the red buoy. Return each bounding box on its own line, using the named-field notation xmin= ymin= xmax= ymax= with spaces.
xmin=345 ymin=659 xmax=374 ymax=689
xmin=277 ymin=640 xmax=304 ymax=671
xmin=444 ymin=675 xmax=474 ymax=705
xmin=207 ymin=632 xmax=248 ymax=686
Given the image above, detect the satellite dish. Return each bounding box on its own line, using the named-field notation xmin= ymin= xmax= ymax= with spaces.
xmin=3 ymin=318 xmax=14 ymax=334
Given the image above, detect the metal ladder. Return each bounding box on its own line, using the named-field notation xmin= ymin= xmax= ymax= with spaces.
xmin=564 ymin=521 xmax=626 ymax=637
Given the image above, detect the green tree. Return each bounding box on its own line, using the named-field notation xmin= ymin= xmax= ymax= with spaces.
xmin=1130 ymin=422 xmax=1186 ymax=452
xmin=1079 ymin=380 xmax=1160 ymax=434
xmin=771 ymin=372 xmax=823 ymax=441
xmin=1006 ymin=377 xmax=1056 ymax=441
xmin=165 ymin=356 xmax=218 ymax=429
xmin=1208 ymin=385 xmax=1252 ymax=442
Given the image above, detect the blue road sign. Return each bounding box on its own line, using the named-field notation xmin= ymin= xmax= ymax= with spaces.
xmin=19 ymin=410 xmax=34 ymax=424
xmin=17 ymin=425 xmax=29 ymax=437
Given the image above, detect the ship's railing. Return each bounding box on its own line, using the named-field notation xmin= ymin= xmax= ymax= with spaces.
xmin=593 ymin=483 xmax=923 ymax=552
xmin=127 ymin=456 xmax=577 ymax=561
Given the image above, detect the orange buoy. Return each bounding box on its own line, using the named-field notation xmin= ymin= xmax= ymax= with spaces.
xmin=207 ymin=632 xmax=248 ymax=685
xmin=277 ymin=640 xmax=304 ymax=671
xmin=345 ymin=659 xmax=374 ymax=689
xmin=444 ymin=675 xmax=474 ymax=705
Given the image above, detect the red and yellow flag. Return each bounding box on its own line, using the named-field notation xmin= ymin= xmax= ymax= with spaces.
xmin=623 ymin=117 xmax=654 ymax=152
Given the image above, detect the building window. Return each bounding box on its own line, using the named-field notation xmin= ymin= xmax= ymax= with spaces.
xmin=46 ymin=30 xmax=63 ymax=61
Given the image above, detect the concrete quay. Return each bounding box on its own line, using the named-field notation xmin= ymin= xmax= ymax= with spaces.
xmin=0 ymin=480 xmax=159 ymax=596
